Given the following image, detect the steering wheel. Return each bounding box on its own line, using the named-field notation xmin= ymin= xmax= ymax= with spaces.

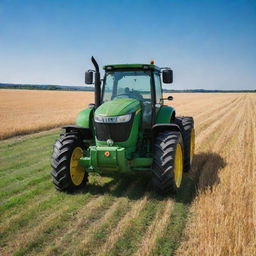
xmin=142 ymin=98 xmax=151 ymax=103
xmin=115 ymin=93 xmax=131 ymax=98
xmin=115 ymin=92 xmax=146 ymax=101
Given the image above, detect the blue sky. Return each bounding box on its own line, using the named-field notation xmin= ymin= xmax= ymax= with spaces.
xmin=0 ymin=0 xmax=255 ymax=90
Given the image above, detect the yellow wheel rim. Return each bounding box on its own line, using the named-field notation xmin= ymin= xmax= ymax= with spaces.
xmin=70 ymin=147 xmax=84 ymax=186
xmin=174 ymin=143 xmax=183 ymax=188
xmin=190 ymin=128 xmax=195 ymax=164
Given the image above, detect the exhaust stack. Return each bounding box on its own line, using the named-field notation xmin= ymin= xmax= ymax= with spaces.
xmin=91 ymin=56 xmax=101 ymax=108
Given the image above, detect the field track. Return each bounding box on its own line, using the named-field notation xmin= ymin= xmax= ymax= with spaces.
xmin=0 ymin=92 xmax=255 ymax=255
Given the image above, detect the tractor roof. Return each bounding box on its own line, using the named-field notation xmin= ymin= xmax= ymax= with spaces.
xmin=103 ymin=64 xmax=161 ymax=72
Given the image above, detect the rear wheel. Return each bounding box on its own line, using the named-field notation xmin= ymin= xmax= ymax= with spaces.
xmin=51 ymin=133 xmax=88 ymax=192
xmin=152 ymin=131 xmax=184 ymax=194
xmin=175 ymin=116 xmax=195 ymax=172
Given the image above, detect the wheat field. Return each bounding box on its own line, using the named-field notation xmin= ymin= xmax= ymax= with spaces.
xmin=0 ymin=90 xmax=255 ymax=255
xmin=0 ymin=89 xmax=94 ymax=139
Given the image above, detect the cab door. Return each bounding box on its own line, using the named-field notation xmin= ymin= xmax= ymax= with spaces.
xmin=154 ymin=72 xmax=163 ymax=119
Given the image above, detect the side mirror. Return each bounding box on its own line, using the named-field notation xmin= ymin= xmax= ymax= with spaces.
xmin=85 ymin=71 xmax=93 ymax=84
xmin=161 ymin=95 xmax=173 ymax=101
xmin=162 ymin=69 xmax=173 ymax=83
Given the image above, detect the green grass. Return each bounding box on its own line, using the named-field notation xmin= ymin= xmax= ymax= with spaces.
xmin=107 ymin=196 xmax=163 ymax=256
xmin=0 ymin=129 xmax=204 ymax=256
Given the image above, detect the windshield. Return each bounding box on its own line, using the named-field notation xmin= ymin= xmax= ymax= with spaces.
xmin=102 ymin=70 xmax=152 ymax=102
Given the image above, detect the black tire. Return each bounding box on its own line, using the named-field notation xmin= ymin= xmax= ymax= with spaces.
xmin=51 ymin=133 xmax=88 ymax=192
xmin=175 ymin=116 xmax=195 ymax=172
xmin=152 ymin=131 xmax=184 ymax=194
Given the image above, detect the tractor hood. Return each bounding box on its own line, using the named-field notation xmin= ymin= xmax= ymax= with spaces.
xmin=95 ymin=98 xmax=140 ymax=116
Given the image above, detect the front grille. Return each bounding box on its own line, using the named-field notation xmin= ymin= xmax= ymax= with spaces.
xmin=95 ymin=114 xmax=134 ymax=142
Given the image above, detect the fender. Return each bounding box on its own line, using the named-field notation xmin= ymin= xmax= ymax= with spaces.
xmin=152 ymin=123 xmax=181 ymax=137
xmin=156 ymin=105 xmax=175 ymax=124
xmin=62 ymin=125 xmax=93 ymax=139
xmin=76 ymin=107 xmax=94 ymax=129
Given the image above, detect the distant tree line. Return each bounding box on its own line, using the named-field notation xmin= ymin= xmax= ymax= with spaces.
xmin=0 ymin=83 xmax=94 ymax=91
xmin=0 ymin=83 xmax=255 ymax=93
xmin=163 ymin=89 xmax=256 ymax=93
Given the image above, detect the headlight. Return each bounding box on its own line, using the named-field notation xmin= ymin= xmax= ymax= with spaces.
xmin=116 ymin=114 xmax=132 ymax=123
xmin=94 ymin=115 xmax=105 ymax=123
xmin=94 ymin=114 xmax=132 ymax=123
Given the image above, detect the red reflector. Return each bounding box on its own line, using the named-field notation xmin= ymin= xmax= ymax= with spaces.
xmin=104 ymin=151 xmax=110 ymax=157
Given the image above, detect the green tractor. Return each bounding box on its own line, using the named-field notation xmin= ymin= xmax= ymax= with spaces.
xmin=51 ymin=57 xmax=195 ymax=194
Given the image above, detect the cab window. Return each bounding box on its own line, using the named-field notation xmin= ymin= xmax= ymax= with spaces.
xmin=102 ymin=71 xmax=151 ymax=102
xmin=154 ymin=72 xmax=162 ymax=104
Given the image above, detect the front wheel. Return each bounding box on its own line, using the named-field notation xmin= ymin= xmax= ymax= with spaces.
xmin=51 ymin=133 xmax=88 ymax=192
xmin=152 ymin=131 xmax=184 ymax=194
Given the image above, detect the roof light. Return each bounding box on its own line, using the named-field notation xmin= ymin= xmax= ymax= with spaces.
xmin=106 ymin=66 xmax=113 ymax=70
xmin=150 ymin=60 xmax=154 ymax=64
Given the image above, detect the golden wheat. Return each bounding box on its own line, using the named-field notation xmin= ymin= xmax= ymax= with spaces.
xmin=176 ymin=94 xmax=256 ymax=256
xmin=0 ymin=89 xmax=93 ymax=139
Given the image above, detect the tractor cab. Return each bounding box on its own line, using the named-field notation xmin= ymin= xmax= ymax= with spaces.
xmin=101 ymin=63 xmax=173 ymax=128
xmin=85 ymin=61 xmax=173 ymax=128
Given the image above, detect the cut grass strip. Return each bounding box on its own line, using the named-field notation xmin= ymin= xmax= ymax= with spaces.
xmin=0 ymin=160 xmax=50 ymax=191
xmin=37 ymin=196 xmax=112 ymax=256
xmin=0 ymin=174 xmax=113 ymax=226
xmin=103 ymin=193 xmax=163 ymax=256
xmin=0 ymin=172 xmax=50 ymax=202
xmin=1 ymin=177 xmax=120 ymax=255
xmin=52 ymin=176 xmax=149 ymax=256
xmin=81 ymin=200 xmax=132 ymax=256
xmin=0 ymin=147 xmax=52 ymax=173
xmin=0 ymin=158 xmax=49 ymax=182
xmin=11 ymin=202 xmax=84 ymax=256
xmin=0 ymin=176 xmax=118 ymax=243
xmin=151 ymin=201 xmax=188 ymax=256
xmin=0 ymin=179 xmax=52 ymax=215
xmin=0 ymin=132 xmax=57 ymax=156
xmin=0 ymin=191 xmax=73 ymax=246
xmin=12 ymin=175 xmax=139 ymax=256
xmin=134 ymin=199 xmax=174 ymax=256
xmin=0 ymin=190 xmax=53 ymax=233
xmin=76 ymin=178 xmax=150 ymax=256
xmin=0 ymin=131 xmax=59 ymax=174
xmin=0 ymin=179 xmax=56 ymax=221
xmin=0 ymin=142 xmax=53 ymax=168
